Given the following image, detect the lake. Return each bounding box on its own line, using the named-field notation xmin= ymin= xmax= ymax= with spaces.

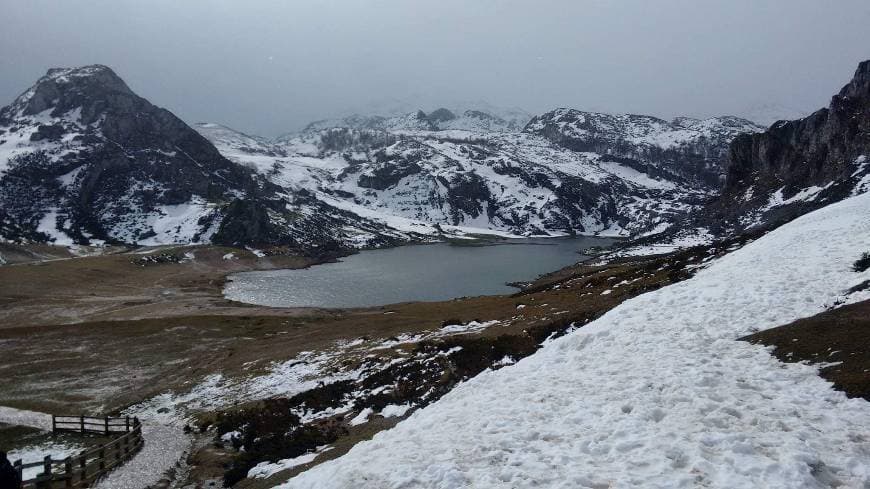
xmin=224 ymin=236 xmax=617 ymax=308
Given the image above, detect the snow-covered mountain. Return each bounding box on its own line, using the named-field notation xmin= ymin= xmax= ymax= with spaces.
xmin=295 ymin=106 xmax=530 ymax=134
xmin=200 ymin=108 xmax=762 ymax=239
xmin=0 ymin=66 xmax=422 ymax=250
xmin=525 ymin=109 xmax=764 ymax=188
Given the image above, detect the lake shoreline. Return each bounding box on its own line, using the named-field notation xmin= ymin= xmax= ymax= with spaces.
xmin=223 ymin=236 xmax=620 ymax=309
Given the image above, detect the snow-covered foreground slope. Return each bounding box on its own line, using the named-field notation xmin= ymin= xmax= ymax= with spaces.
xmin=278 ymin=192 xmax=870 ymax=488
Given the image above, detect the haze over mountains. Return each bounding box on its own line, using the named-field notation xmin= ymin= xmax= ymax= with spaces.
xmin=0 ymin=61 xmax=868 ymax=255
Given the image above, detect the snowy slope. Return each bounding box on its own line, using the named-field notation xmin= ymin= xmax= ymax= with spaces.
xmin=277 ymin=191 xmax=870 ymax=488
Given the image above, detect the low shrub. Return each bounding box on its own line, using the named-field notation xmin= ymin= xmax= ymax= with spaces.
xmin=854 ymin=252 xmax=870 ymax=272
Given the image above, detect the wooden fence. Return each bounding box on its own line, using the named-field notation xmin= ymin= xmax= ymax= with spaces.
xmin=13 ymin=416 xmax=143 ymax=489
xmin=52 ymin=415 xmax=136 ymax=436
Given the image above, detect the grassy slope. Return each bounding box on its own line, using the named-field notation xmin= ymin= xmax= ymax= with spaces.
xmin=743 ymin=298 xmax=870 ymax=401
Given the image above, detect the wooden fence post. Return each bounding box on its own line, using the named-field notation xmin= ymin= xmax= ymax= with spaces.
xmin=125 ymin=416 xmax=130 ymax=432
xmin=13 ymin=460 xmax=22 ymax=488
xmin=79 ymin=454 xmax=86 ymax=483
xmin=98 ymin=447 xmax=105 ymax=472
xmin=51 ymin=415 xmax=57 ymax=433
xmin=43 ymin=454 xmax=52 ymax=478
xmin=104 ymin=416 xmax=110 ymax=435
xmin=64 ymin=457 xmax=72 ymax=488
xmin=80 ymin=415 xmax=85 ymax=434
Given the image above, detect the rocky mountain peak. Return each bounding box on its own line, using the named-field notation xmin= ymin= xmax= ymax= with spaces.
xmin=426 ymin=108 xmax=457 ymax=123
xmin=1 ymin=65 xmax=133 ymax=123
xmin=724 ymin=59 xmax=870 ymax=197
xmin=837 ymin=59 xmax=870 ymax=100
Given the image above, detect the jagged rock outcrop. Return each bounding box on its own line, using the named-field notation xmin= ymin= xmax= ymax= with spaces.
xmin=687 ymin=60 xmax=870 ymax=235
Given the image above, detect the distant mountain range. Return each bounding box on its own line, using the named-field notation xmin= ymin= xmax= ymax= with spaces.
xmin=197 ymin=106 xmax=762 ymax=241
xmin=1 ymin=61 xmax=867 ymax=252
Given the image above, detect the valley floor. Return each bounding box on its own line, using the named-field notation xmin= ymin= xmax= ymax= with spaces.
xmin=0 ymin=243 xmax=324 ymax=329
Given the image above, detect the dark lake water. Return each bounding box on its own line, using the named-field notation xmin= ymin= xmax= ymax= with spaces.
xmin=224 ymin=237 xmax=617 ymax=308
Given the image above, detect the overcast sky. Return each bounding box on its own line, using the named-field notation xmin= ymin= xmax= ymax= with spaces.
xmin=2 ymin=1 xmax=869 ymax=137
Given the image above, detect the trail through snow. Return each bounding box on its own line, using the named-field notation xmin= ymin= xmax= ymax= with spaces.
xmin=277 ymin=192 xmax=870 ymax=488
xmin=91 ymin=421 xmax=190 ymax=489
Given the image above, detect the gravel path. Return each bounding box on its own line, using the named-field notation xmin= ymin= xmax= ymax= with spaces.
xmin=92 ymin=420 xmax=191 ymax=489
xmin=0 ymin=404 xmax=191 ymax=488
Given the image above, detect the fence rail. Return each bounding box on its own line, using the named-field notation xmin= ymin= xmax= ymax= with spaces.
xmin=13 ymin=416 xmax=143 ymax=489
xmin=52 ymin=415 xmax=136 ymax=435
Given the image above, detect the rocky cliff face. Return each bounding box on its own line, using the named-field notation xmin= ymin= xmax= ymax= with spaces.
xmin=690 ymin=60 xmax=870 ymax=235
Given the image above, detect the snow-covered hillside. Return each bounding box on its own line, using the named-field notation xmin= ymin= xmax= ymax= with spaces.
xmin=525 ymin=109 xmax=764 ymax=187
xmin=277 ymin=190 xmax=870 ymax=488
xmin=200 ymin=108 xmax=761 ymax=238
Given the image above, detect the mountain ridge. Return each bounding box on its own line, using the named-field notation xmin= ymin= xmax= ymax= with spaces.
xmin=0 ymin=64 xmax=799 ymax=251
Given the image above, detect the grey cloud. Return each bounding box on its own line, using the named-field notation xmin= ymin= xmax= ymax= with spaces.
xmin=2 ymin=0 xmax=869 ymax=136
